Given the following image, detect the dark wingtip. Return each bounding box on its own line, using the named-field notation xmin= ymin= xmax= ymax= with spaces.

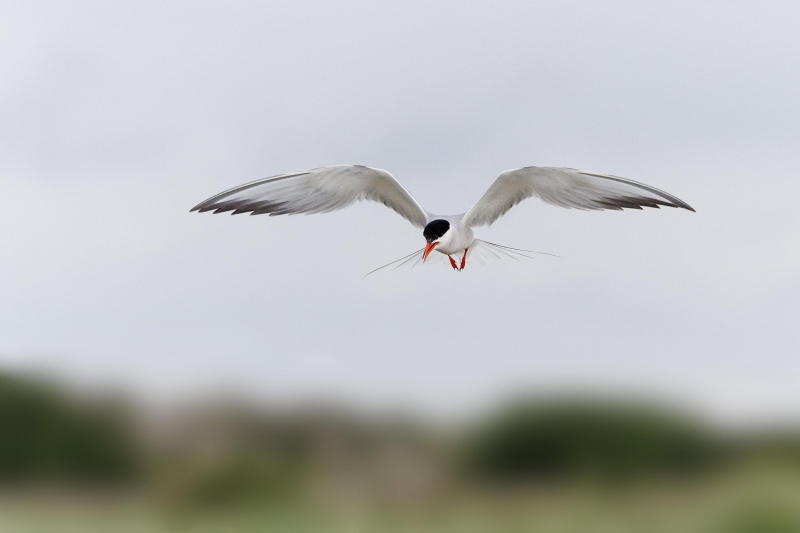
xmin=662 ymin=199 xmax=695 ymax=212
xmin=665 ymin=195 xmax=695 ymax=212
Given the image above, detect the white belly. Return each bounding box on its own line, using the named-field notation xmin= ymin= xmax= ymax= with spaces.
xmin=436 ymin=224 xmax=475 ymax=255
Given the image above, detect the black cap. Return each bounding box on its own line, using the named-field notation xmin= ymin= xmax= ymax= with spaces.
xmin=423 ymin=219 xmax=450 ymax=242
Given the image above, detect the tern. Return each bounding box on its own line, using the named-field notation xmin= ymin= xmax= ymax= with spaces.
xmin=191 ymin=165 xmax=694 ymax=272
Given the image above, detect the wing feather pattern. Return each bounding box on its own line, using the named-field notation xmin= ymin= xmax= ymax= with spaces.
xmin=463 ymin=167 xmax=694 ymax=227
xmin=191 ymin=165 xmax=428 ymax=228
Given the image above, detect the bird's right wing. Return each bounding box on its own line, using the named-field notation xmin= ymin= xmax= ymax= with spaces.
xmin=463 ymin=167 xmax=694 ymax=228
xmin=191 ymin=165 xmax=428 ymax=228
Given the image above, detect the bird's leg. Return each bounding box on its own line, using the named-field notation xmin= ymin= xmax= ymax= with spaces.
xmin=459 ymin=247 xmax=469 ymax=270
xmin=448 ymin=256 xmax=459 ymax=270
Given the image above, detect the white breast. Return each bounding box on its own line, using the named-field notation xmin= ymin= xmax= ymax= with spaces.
xmin=435 ymin=221 xmax=475 ymax=256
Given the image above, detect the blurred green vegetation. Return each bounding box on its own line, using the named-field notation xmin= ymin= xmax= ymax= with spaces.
xmin=0 ymin=373 xmax=141 ymax=485
xmin=3 ymin=370 xmax=800 ymax=532
xmin=718 ymin=501 xmax=800 ymax=533
xmin=462 ymin=400 xmax=723 ymax=484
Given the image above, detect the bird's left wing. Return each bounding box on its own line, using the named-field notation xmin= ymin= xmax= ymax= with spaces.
xmin=463 ymin=167 xmax=694 ymax=228
xmin=191 ymin=165 xmax=428 ymax=228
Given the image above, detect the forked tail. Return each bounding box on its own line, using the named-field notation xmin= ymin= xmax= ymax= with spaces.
xmin=363 ymin=247 xmax=427 ymax=277
xmin=364 ymin=240 xmax=558 ymax=277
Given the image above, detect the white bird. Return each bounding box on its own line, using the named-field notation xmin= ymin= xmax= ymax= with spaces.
xmin=191 ymin=165 xmax=694 ymax=272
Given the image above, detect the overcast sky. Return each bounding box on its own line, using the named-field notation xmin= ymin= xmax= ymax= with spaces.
xmin=2 ymin=1 xmax=799 ymax=424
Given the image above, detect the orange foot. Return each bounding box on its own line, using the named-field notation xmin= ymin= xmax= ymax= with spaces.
xmin=449 ymin=256 xmax=459 ymax=270
xmin=450 ymin=247 xmax=469 ymax=270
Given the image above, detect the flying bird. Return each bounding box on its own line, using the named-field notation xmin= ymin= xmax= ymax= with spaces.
xmin=191 ymin=165 xmax=694 ymax=272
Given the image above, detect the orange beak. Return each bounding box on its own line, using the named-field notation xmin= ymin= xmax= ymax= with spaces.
xmin=423 ymin=241 xmax=439 ymax=262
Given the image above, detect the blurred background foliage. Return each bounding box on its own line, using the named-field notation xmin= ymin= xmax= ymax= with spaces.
xmin=463 ymin=400 xmax=723 ymax=483
xmin=2 ymin=370 xmax=800 ymax=532
xmin=0 ymin=373 xmax=141 ymax=485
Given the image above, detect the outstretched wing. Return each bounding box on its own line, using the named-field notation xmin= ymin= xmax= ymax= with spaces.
xmin=191 ymin=165 xmax=428 ymax=228
xmin=463 ymin=167 xmax=694 ymax=227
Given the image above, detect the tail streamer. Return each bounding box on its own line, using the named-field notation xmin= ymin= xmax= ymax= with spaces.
xmin=364 ymin=240 xmax=558 ymax=276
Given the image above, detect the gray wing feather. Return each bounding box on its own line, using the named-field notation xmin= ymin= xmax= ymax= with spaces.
xmin=191 ymin=165 xmax=428 ymax=228
xmin=463 ymin=167 xmax=694 ymax=227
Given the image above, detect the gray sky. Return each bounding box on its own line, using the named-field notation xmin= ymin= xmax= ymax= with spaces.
xmin=2 ymin=0 xmax=799 ymax=424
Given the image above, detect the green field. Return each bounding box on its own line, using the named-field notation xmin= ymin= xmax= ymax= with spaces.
xmin=3 ymin=465 xmax=800 ymax=533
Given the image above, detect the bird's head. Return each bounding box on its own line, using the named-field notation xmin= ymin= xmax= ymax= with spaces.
xmin=423 ymin=219 xmax=451 ymax=262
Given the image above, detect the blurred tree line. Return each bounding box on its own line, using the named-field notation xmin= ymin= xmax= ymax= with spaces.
xmin=0 ymin=373 xmax=141 ymax=485
xmin=2 ymin=370 xmax=800 ymax=507
xmin=463 ymin=400 xmax=724 ymax=483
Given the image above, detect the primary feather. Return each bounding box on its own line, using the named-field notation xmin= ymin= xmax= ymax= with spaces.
xmin=191 ymin=165 xmax=429 ymax=228
xmin=463 ymin=167 xmax=695 ymax=227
